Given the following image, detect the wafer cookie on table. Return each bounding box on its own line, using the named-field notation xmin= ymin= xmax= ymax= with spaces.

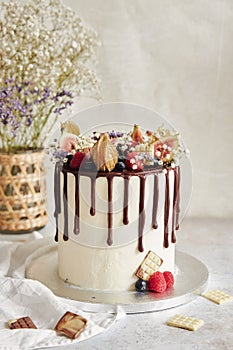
xmin=202 ymin=289 xmax=233 ymax=304
xmin=166 ymin=314 xmax=204 ymax=331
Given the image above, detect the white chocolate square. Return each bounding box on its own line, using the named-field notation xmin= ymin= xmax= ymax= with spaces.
xmin=202 ymin=290 xmax=233 ymax=304
xmin=166 ymin=314 xmax=204 ymax=331
xmin=135 ymin=250 xmax=163 ymax=281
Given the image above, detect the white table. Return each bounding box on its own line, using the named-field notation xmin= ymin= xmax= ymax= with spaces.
xmin=36 ymin=217 xmax=233 ymax=350
xmin=2 ymin=217 xmax=233 ymax=350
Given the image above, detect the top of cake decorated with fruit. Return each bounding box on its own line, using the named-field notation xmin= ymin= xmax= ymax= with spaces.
xmin=57 ymin=122 xmax=187 ymax=173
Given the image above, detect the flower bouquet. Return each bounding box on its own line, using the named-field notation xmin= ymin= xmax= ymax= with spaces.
xmin=0 ymin=0 xmax=100 ymax=232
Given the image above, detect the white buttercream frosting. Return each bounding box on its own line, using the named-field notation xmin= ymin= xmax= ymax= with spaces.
xmin=57 ymin=170 xmax=176 ymax=291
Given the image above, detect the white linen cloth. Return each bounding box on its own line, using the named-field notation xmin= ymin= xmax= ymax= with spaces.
xmin=0 ymin=233 xmax=125 ymax=349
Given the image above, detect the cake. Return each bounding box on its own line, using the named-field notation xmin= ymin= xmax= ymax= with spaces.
xmin=54 ymin=123 xmax=186 ymax=291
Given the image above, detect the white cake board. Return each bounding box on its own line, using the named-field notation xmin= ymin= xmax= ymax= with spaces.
xmin=26 ymin=248 xmax=208 ymax=314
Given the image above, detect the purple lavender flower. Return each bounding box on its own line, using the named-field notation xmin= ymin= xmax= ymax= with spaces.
xmin=108 ymin=130 xmax=124 ymax=138
xmin=51 ymin=90 xmax=73 ymax=101
xmin=0 ymin=79 xmax=73 ymax=152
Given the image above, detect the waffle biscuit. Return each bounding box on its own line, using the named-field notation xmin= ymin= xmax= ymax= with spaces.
xmin=55 ymin=311 xmax=88 ymax=339
xmin=166 ymin=314 xmax=204 ymax=331
xmin=202 ymin=290 xmax=233 ymax=304
xmin=135 ymin=250 xmax=163 ymax=281
xmin=8 ymin=316 xmax=37 ymax=329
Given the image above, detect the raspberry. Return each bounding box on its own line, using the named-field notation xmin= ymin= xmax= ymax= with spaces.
xmin=125 ymin=152 xmax=144 ymax=171
xmin=163 ymin=271 xmax=174 ymax=289
xmin=148 ymin=271 xmax=166 ymax=293
xmin=70 ymin=151 xmax=85 ymax=169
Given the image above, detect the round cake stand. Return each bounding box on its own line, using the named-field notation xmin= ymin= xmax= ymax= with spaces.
xmin=26 ymin=248 xmax=208 ymax=314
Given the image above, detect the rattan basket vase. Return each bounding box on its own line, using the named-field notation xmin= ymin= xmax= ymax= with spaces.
xmin=0 ymin=150 xmax=48 ymax=233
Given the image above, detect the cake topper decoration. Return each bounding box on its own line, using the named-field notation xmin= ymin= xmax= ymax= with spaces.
xmin=59 ymin=123 xmax=185 ymax=171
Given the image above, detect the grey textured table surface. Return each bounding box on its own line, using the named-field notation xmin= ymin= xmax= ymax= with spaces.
xmin=38 ymin=217 xmax=233 ymax=350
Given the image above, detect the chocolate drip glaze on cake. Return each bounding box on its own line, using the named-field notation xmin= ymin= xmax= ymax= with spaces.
xmin=107 ymin=175 xmax=114 ymax=246
xmin=175 ymin=166 xmax=181 ymax=230
xmin=55 ymin=166 xmax=180 ymax=251
xmin=74 ymin=174 xmax=80 ymax=235
xmin=171 ymin=166 xmax=180 ymax=243
xmin=152 ymin=174 xmax=159 ymax=229
xmin=138 ymin=175 xmax=146 ymax=252
xmin=90 ymin=176 xmax=96 ymax=216
xmin=54 ymin=163 xmax=61 ymax=242
xmin=63 ymin=171 xmax=69 ymax=241
xmin=164 ymin=171 xmax=170 ymax=248
xmin=123 ymin=176 xmax=129 ymax=225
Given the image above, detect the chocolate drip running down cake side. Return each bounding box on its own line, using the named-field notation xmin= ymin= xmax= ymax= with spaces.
xmin=54 ymin=123 xmax=187 ymax=291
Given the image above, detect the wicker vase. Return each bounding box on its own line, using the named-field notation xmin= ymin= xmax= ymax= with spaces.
xmin=0 ymin=150 xmax=48 ymax=233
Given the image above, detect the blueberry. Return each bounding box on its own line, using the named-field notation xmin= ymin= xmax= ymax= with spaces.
xmin=115 ymin=161 xmax=126 ymax=171
xmin=135 ymin=279 xmax=147 ymax=292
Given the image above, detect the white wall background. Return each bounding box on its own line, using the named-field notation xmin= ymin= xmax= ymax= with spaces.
xmin=65 ymin=0 xmax=233 ymax=218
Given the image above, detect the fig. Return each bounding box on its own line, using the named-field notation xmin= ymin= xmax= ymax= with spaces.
xmin=60 ymin=133 xmax=77 ymax=152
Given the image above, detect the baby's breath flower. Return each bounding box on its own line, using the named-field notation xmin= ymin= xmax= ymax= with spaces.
xmin=0 ymin=0 xmax=100 ymax=152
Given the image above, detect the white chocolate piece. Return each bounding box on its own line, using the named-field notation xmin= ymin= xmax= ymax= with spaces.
xmin=167 ymin=314 xmax=204 ymax=331
xmin=202 ymin=290 xmax=233 ymax=304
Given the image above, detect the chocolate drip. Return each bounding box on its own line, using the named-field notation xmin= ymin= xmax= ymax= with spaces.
xmin=171 ymin=167 xmax=180 ymax=243
xmin=175 ymin=166 xmax=180 ymax=230
xmin=138 ymin=176 xmax=146 ymax=252
xmin=90 ymin=176 xmax=96 ymax=216
xmin=54 ymin=162 xmax=61 ymax=242
xmin=152 ymin=174 xmax=159 ymax=229
xmin=56 ymin=166 xmax=180 ymax=251
xmin=63 ymin=171 xmax=69 ymax=241
xmin=123 ymin=176 xmax=129 ymax=225
xmin=164 ymin=171 xmax=170 ymax=248
xmin=107 ymin=175 xmax=114 ymax=246
xmin=74 ymin=174 xmax=80 ymax=234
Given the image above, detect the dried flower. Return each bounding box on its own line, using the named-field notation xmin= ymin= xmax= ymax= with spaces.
xmin=0 ymin=0 xmax=100 ymax=97
xmin=0 ymin=0 xmax=100 ymax=152
xmin=0 ymin=79 xmax=73 ymax=152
